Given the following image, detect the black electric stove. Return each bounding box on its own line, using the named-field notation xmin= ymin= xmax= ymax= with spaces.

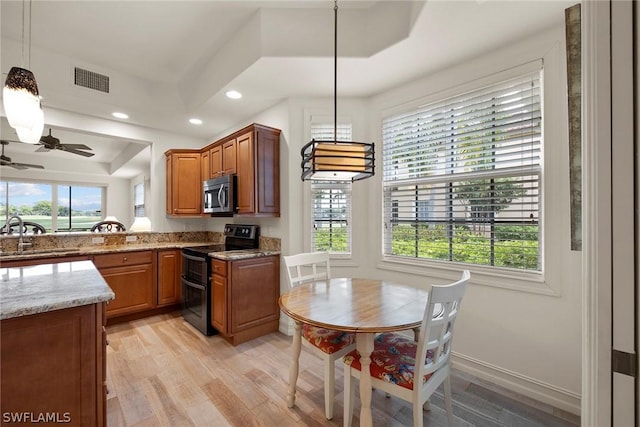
xmin=181 ymin=224 xmax=260 ymax=335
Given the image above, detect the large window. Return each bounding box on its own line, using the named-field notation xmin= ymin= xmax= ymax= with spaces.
xmin=382 ymin=70 xmax=542 ymax=271
xmin=0 ymin=181 xmax=103 ymax=232
xmin=134 ymin=182 xmax=145 ymax=217
xmin=310 ymin=121 xmax=353 ymax=253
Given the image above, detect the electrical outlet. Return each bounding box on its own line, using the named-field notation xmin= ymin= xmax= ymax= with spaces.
xmin=125 ymin=235 xmax=137 ymax=242
xmin=92 ymin=237 xmax=105 ymax=244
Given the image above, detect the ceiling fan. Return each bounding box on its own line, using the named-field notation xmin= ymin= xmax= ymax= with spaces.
xmin=36 ymin=128 xmax=94 ymax=157
xmin=0 ymin=141 xmax=44 ymax=170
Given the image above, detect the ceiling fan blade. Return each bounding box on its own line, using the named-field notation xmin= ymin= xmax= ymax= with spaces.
xmin=60 ymin=143 xmax=92 ymax=150
xmin=35 ymin=146 xmax=51 ymax=152
xmin=62 ymin=147 xmax=95 ymax=157
xmin=0 ymin=139 xmax=22 ymax=144
xmin=13 ymin=162 xmax=45 ymax=169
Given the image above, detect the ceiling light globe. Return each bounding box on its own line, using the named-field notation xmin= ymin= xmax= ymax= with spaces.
xmin=189 ymin=118 xmax=203 ymax=125
xmin=3 ymin=67 xmax=41 ymax=130
xmin=112 ymin=112 xmax=129 ymax=119
xmin=225 ymin=90 xmax=242 ymax=99
xmin=15 ymin=106 xmax=44 ymax=144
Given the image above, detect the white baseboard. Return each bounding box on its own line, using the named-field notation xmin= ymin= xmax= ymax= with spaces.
xmin=452 ymin=352 xmax=581 ymax=416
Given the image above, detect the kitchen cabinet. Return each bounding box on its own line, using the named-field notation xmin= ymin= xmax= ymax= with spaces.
xmin=165 ymin=149 xmax=202 ymax=216
xmin=201 ymin=148 xmax=210 ymax=182
xmin=93 ymin=251 xmax=156 ymax=318
xmin=209 ymin=144 xmax=223 ymax=178
xmin=235 ymin=124 xmax=281 ymax=216
xmin=222 ymin=138 xmax=237 ymax=175
xmin=157 ymin=249 xmax=181 ymax=306
xmin=211 ymin=255 xmax=280 ymax=345
xmin=1 ymin=303 xmax=107 ymax=426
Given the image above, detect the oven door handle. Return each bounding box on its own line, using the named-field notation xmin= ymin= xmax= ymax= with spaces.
xmin=182 ymin=253 xmax=207 ymax=263
xmin=181 ymin=277 xmax=206 ymax=290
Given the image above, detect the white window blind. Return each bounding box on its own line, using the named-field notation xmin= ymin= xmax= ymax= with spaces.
xmin=310 ymin=120 xmax=352 ymax=253
xmin=382 ymin=70 xmax=542 ymax=271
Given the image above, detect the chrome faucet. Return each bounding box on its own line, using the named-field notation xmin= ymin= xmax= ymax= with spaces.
xmin=6 ymin=215 xmax=32 ymax=253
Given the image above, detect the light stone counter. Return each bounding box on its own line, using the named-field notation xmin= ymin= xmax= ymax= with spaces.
xmin=0 ymin=260 xmax=114 ymax=320
xmin=209 ymin=249 xmax=281 ymax=261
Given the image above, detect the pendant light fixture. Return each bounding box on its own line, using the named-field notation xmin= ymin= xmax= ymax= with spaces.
xmin=3 ymin=0 xmax=44 ymax=144
xmin=301 ymin=0 xmax=374 ymax=182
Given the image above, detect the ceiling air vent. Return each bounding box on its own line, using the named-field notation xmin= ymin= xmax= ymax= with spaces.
xmin=74 ymin=67 xmax=109 ymax=93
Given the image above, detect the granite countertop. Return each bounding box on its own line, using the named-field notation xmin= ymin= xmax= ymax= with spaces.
xmin=0 ymin=260 xmax=115 ymax=320
xmin=0 ymin=241 xmax=217 ymax=262
xmin=209 ymin=249 xmax=281 ymax=261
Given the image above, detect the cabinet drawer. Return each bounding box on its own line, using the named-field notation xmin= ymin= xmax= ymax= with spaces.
xmin=93 ymin=251 xmax=153 ymax=268
xmin=212 ymin=259 xmax=227 ymax=277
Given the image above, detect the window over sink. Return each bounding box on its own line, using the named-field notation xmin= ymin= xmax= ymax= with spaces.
xmin=0 ymin=180 xmax=104 ymax=232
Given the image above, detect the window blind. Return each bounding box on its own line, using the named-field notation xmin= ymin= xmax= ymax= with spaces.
xmin=382 ymin=70 xmax=542 ymax=271
xmin=310 ymin=120 xmax=353 ymax=253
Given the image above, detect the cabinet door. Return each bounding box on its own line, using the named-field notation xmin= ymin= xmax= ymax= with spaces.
xmin=236 ymin=132 xmax=255 ymax=214
xmin=222 ymin=139 xmax=237 ymax=175
xmin=211 ymin=273 xmax=228 ymax=334
xmin=157 ymin=250 xmax=181 ymax=306
xmin=256 ymin=128 xmax=280 ymax=215
xmin=229 ymin=256 xmax=279 ymax=334
xmin=167 ymin=151 xmax=201 ymax=216
xmin=201 ymin=149 xmax=210 ymax=183
xmin=100 ymin=263 xmax=155 ymax=317
xmin=1 ymin=305 xmax=101 ymax=426
xmin=210 ymin=145 xmax=223 ymax=178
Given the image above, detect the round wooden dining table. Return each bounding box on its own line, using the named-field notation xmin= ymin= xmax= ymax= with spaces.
xmin=279 ymin=277 xmax=429 ymax=427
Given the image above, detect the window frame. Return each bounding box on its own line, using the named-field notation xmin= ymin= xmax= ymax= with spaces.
xmin=376 ymin=59 xmax=559 ymax=295
xmin=0 ymin=179 xmax=105 ymax=232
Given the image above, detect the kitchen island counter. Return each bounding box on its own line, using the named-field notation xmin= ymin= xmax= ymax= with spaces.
xmin=0 ymin=260 xmax=114 ymax=320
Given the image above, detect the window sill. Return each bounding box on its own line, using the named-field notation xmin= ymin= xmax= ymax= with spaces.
xmin=377 ymin=255 xmax=558 ymax=296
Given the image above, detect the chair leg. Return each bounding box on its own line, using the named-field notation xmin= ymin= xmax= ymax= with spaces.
xmin=324 ymin=357 xmax=334 ymax=419
xmin=287 ymin=322 xmax=303 ymax=408
xmin=412 ymin=398 xmax=424 ymax=427
xmin=344 ymin=367 xmax=355 ymax=427
xmin=444 ymin=375 xmax=454 ymax=427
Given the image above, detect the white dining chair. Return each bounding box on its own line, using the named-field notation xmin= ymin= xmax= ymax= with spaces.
xmin=283 ymin=251 xmax=356 ymax=420
xmin=343 ymin=270 xmax=470 ymax=427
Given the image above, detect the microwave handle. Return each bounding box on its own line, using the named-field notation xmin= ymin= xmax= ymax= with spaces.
xmin=217 ymin=185 xmax=224 ymax=208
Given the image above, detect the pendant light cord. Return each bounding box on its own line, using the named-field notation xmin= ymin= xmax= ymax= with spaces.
xmin=333 ymin=0 xmax=338 ymax=143
xmin=28 ymin=0 xmax=32 ymax=69
xmin=21 ymin=0 xmax=25 ymax=67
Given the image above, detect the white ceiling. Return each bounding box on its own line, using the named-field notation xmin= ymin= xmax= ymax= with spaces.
xmin=0 ymin=0 xmax=576 ymax=178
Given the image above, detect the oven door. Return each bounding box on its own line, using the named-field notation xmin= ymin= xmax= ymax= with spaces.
xmin=182 ymin=252 xmax=208 ymax=284
xmin=181 ymin=277 xmax=209 ymax=334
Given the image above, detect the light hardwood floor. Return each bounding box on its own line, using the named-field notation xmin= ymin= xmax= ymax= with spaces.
xmin=106 ymin=312 xmax=580 ymax=427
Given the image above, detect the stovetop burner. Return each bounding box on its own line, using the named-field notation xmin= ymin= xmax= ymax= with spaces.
xmin=182 ymin=224 xmax=260 ymax=256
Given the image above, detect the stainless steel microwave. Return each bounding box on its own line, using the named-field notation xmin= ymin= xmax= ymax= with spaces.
xmin=203 ymin=175 xmax=236 ymax=214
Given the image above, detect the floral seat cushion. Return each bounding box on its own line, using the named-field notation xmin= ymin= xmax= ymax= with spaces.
xmin=343 ymin=332 xmax=435 ymax=390
xmin=302 ymin=324 xmax=356 ymax=354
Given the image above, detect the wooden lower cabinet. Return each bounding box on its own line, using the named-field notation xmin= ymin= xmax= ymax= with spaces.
xmin=156 ymin=249 xmax=181 ymax=306
xmin=1 ymin=303 xmax=107 ymax=426
xmin=211 ymin=255 xmax=280 ymax=345
xmin=93 ymin=251 xmax=156 ymax=318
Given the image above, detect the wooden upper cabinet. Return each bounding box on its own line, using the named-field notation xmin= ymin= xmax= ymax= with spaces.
xmin=235 ymin=124 xmax=281 ymax=216
xmin=210 ymin=145 xmax=223 ymax=178
xmin=165 ymin=149 xmax=202 ymax=216
xmin=222 ymin=139 xmax=237 ymax=175
xmin=201 ymin=149 xmax=210 ymax=182
xmin=166 ymin=123 xmax=279 ymax=218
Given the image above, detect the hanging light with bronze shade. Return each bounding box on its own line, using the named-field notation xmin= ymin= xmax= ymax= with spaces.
xmin=301 ymin=0 xmax=374 ymax=182
xmin=3 ymin=0 xmax=44 ymax=144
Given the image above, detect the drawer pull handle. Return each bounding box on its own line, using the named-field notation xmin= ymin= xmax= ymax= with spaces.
xmin=123 ymin=257 xmax=127 ymax=261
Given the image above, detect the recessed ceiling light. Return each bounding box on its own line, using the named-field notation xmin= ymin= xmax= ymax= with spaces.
xmin=225 ymin=90 xmax=242 ymax=100
xmin=112 ymin=112 xmax=129 ymax=119
xmin=189 ymin=118 xmax=203 ymax=125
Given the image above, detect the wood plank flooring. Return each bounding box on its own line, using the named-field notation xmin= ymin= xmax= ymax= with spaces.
xmin=106 ymin=312 xmax=580 ymax=427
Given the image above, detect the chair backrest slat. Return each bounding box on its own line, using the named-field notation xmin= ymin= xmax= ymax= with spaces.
xmin=416 ymin=270 xmax=470 ymax=380
xmin=283 ymin=251 xmax=331 ymax=289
